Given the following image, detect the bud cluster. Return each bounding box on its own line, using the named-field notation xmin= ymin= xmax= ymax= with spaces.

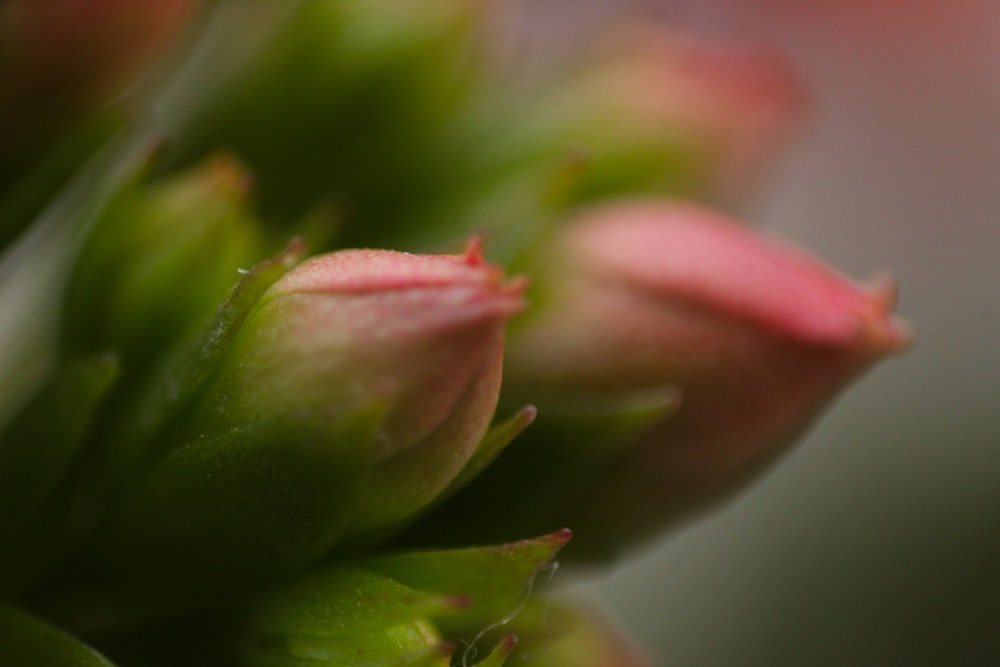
xmin=0 ymin=2 xmax=910 ymax=666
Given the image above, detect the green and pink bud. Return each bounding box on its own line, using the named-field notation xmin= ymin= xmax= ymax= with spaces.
xmin=92 ymin=244 xmax=525 ymax=591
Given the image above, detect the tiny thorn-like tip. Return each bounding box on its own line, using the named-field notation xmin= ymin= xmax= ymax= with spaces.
xmin=519 ymin=404 xmax=538 ymax=423
xmin=282 ymin=237 xmax=307 ymax=266
xmin=463 ymin=236 xmax=487 ymax=266
xmin=552 ymin=527 xmax=574 ymax=543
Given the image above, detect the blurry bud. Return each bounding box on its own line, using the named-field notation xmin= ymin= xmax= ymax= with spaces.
xmin=485 ymin=597 xmax=655 ymax=667
xmin=0 ymin=0 xmax=202 ymax=239
xmin=517 ymin=200 xmax=911 ymax=558
xmin=508 ymin=200 xmax=909 ymax=392
xmin=1 ymin=0 xmax=200 ymax=115
xmin=414 ymin=199 xmax=910 ymax=561
xmin=521 ymin=25 xmax=807 ymax=206
xmin=409 ymin=24 xmax=809 ymax=266
xmin=61 ymin=154 xmax=264 ymax=369
xmin=588 ymin=27 xmax=808 ymax=200
xmin=91 ymin=244 xmax=524 ymax=590
xmin=159 ymin=0 xmax=485 ymax=242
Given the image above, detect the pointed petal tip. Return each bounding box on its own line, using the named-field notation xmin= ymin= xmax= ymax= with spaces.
xmin=859 ymin=271 xmax=914 ymax=355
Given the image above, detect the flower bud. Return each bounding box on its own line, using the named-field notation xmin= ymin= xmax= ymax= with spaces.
xmin=530 ymin=200 xmax=910 ymax=557
xmin=91 ymin=244 xmax=525 ymax=591
xmin=413 ymin=199 xmax=910 ymax=561
xmin=480 ymin=597 xmax=655 ymax=667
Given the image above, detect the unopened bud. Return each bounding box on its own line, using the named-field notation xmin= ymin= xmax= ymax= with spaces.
xmin=91 ymin=244 xmax=524 ymax=590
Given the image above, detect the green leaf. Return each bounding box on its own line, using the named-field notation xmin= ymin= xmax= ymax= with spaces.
xmin=405 ymin=388 xmax=678 ymax=549
xmin=61 ymin=154 xmax=267 ymax=366
xmin=0 ymin=107 xmax=130 ymax=253
xmin=0 ymin=354 xmax=119 ymax=594
xmin=246 ymin=568 xmax=460 ymax=638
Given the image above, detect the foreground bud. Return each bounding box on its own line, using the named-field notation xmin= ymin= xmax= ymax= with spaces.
xmin=91 ymin=244 xmax=524 ymax=591
xmin=413 ymin=199 xmax=910 ymax=561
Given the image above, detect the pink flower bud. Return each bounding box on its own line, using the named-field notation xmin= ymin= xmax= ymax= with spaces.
xmin=245 ymin=244 xmax=524 ymax=532
xmin=506 ymin=200 xmax=911 ymax=557
xmin=92 ymin=244 xmax=526 ymax=591
xmin=194 ymin=242 xmax=526 ymax=538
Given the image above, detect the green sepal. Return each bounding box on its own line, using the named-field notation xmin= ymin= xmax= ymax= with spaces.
xmin=137 ymin=237 xmax=304 ymax=430
xmin=441 ymin=405 xmax=537 ymax=499
xmin=105 ymin=237 xmax=305 ymax=481
xmin=405 ymin=388 xmax=678 ymax=550
xmin=362 ymin=531 xmax=571 ymax=640
xmin=0 ymin=604 xmax=116 ymax=667
xmin=240 ymin=568 xmax=455 ymax=667
xmin=0 ymin=353 xmax=119 ymax=594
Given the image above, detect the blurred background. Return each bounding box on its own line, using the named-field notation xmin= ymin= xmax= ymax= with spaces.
xmin=513 ymin=1 xmax=1000 ymax=664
